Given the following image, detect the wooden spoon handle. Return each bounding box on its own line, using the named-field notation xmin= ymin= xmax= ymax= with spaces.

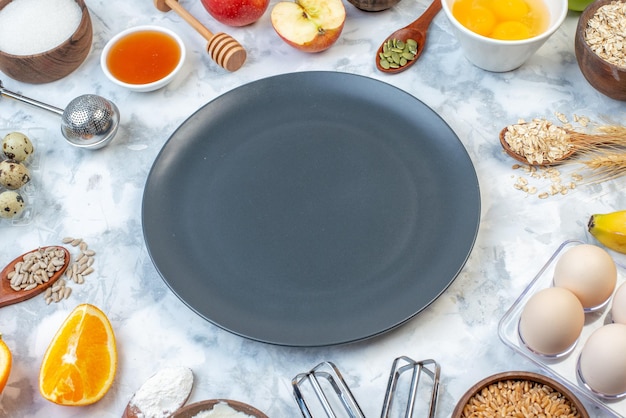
xmin=164 ymin=0 xmax=215 ymax=40
xmin=207 ymin=33 xmax=247 ymax=72
xmin=157 ymin=0 xmax=247 ymax=71
xmin=406 ymin=0 xmax=442 ymax=32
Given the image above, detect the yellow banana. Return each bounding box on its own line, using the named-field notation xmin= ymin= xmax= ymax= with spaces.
xmin=588 ymin=210 xmax=626 ymax=254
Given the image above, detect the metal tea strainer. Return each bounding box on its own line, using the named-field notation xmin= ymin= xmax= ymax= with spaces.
xmin=0 ymin=80 xmax=120 ymax=149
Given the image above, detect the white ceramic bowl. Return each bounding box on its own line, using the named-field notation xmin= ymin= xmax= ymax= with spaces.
xmin=441 ymin=0 xmax=568 ymax=72
xmin=100 ymin=25 xmax=185 ymax=92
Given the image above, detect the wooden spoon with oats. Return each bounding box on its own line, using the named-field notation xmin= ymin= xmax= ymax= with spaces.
xmin=499 ymin=120 xmax=626 ymax=166
xmin=0 ymin=246 xmax=69 ymax=308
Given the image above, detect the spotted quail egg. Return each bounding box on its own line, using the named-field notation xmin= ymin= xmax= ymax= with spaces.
xmin=0 ymin=159 xmax=30 ymax=190
xmin=0 ymin=190 xmax=25 ymax=219
xmin=2 ymin=131 xmax=34 ymax=162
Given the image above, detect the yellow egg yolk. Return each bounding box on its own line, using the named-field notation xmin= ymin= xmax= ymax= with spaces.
xmin=490 ymin=0 xmax=529 ymax=21
xmin=492 ymin=21 xmax=531 ymax=40
xmin=452 ymin=0 xmax=548 ymax=41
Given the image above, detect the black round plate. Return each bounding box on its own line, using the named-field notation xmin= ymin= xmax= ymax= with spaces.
xmin=142 ymin=71 xmax=480 ymax=346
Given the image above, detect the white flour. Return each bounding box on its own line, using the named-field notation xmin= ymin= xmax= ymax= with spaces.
xmin=129 ymin=366 xmax=194 ymax=418
xmin=191 ymin=402 xmax=255 ymax=418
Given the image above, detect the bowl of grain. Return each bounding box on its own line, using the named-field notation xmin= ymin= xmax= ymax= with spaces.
xmin=0 ymin=0 xmax=92 ymax=84
xmin=451 ymin=371 xmax=589 ymax=418
xmin=170 ymin=399 xmax=268 ymax=418
xmin=575 ymin=0 xmax=626 ymax=101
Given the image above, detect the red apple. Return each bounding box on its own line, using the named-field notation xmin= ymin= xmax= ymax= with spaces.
xmin=270 ymin=0 xmax=346 ymax=53
xmin=201 ymin=0 xmax=269 ymax=27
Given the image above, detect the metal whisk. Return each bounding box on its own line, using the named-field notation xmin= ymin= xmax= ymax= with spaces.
xmin=293 ymin=357 xmax=440 ymax=418
xmin=0 ymin=80 xmax=120 ymax=149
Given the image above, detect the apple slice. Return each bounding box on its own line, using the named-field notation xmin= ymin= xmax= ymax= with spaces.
xmin=270 ymin=0 xmax=346 ymax=53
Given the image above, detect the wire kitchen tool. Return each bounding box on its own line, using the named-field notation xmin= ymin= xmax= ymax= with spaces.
xmin=380 ymin=357 xmax=440 ymax=418
xmin=154 ymin=0 xmax=247 ymax=72
xmin=292 ymin=356 xmax=440 ymax=418
xmin=293 ymin=361 xmax=365 ymax=418
xmin=0 ymin=80 xmax=119 ymax=149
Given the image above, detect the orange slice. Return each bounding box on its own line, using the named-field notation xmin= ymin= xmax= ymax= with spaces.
xmin=0 ymin=334 xmax=12 ymax=393
xmin=39 ymin=304 xmax=117 ymax=405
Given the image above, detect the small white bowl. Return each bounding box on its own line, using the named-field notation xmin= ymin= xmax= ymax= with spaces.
xmin=441 ymin=0 xmax=568 ymax=72
xmin=100 ymin=25 xmax=185 ymax=92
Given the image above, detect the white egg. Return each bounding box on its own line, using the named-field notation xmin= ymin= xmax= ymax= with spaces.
xmin=579 ymin=323 xmax=626 ymax=397
xmin=553 ymin=244 xmax=617 ymax=310
xmin=519 ymin=287 xmax=585 ymax=356
xmin=612 ymin=282 xmax=626 ymax=325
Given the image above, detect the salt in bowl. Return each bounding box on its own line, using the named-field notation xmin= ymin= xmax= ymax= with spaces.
xmin=100 ymin=25 xmax=186 ymax=93
xmin=0 ymin=0 xmax=93 ymax=84
xmin=441 ymin=0 xmax=568 ymax=72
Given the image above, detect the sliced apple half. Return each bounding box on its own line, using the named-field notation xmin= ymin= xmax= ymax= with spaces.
xmin=270 ymin=0 xmax=346 ymax=53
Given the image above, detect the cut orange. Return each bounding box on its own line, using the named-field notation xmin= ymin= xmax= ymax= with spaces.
xmin=39 ymin=304 xmax=117 ymax=405
xmin=0 ymin=334 xmax=12 ymax=393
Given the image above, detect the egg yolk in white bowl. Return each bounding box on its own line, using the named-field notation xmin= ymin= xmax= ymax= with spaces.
xmin=452 ymin=0 xmax=549 ymax=40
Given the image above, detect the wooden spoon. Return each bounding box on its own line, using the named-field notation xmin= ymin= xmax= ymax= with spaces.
xmin=0 ymin=246 xmax=69 ymax=308
xmin=375 ymin=0 xmax=442 ymax=74
xmin=122 ymin=366 xmax=194 ymax=418
xmin=154 ymin=0 xmax=247 ymax=72
xmin=499 ymin=123 xmax=622 ymax=166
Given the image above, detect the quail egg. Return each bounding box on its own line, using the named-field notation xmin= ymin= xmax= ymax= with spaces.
xmin=2 ymin=131 xmax=34 ymax=162
xmin=519 ymin=287 xmax=585 ymax=356
xmin=0 ymin=159 xmax=30 ymax=190
xmin=553 ymin=244 xmax=617 ymax=310
xmin=0 ymin=190 xmax=25 ymax=219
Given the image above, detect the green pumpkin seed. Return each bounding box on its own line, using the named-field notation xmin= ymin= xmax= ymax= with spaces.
xmin=379 ymin=37 xmax=419 ymax=70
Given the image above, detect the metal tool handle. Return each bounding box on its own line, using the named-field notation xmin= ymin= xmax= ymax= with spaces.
xmin=380 ymin=357 xmax=440 ymax=418
xmin=0 ymin=80 xmax=64 ymax=116
xmin=293 ymin=361 xmax=366 ymax=418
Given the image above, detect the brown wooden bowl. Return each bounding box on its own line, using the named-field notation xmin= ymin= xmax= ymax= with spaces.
xmin=346 ymin=0 xmax=401 ymax=12
xmin=170 ymin=399 xmax=269 ymax=418
xmin=575 ymin=0 xmax=626 ymax=101
xmin=451 ymin=371 xmax=590 ymax=418
xmin=0 ymin=0 xmax=93 ymax=84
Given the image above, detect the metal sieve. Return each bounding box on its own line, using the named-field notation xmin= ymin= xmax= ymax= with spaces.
xmin=0 ymin=80 xmax=119 ymax=149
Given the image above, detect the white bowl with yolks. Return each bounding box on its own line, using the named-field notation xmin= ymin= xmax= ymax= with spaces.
xmin=441 ymin=0 xmax=568 ymax=72
xmin=101 ymin=25 xmax=186 ymax=92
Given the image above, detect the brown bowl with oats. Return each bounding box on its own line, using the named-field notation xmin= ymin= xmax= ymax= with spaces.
xmin=451 ymin=371 xmax=589 ymax=418
xmin=575 ymin=0 xmax=626 ymax=101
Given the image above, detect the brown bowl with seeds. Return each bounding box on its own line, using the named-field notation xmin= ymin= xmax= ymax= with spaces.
xmin=451 ymin=371 xmax=589 ymax=418
xmin=575 ymin=0 xmax=626 ymax=101
xmin=0 ymin=0 xmax=93 ymax=84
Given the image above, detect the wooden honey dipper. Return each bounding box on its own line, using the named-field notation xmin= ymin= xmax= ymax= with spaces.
xmin=154 ymin=0 xmax=246 ymax=72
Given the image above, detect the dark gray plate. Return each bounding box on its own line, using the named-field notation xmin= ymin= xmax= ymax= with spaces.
xmin=142 ymin=71 xmax=480 ymax=347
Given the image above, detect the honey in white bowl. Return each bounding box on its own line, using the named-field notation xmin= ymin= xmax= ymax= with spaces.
xmin=106 ymin=30 xmax=181 ymax=85
xmin=451 ymin=0 xmax=549 ymax=40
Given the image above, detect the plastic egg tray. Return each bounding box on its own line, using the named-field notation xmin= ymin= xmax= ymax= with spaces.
xmin=499 ymin=239 xmax=626 ymax=418
xmin=0 ymin=127 xmax=45 ymax=226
